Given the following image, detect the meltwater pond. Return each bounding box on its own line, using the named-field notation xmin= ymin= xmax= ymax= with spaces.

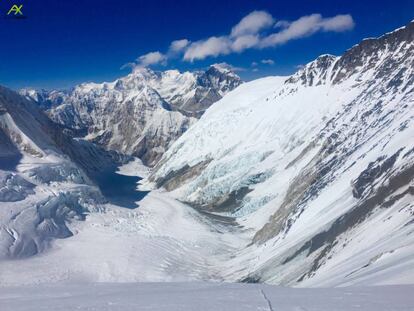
xmin=92 ymin=165 xmax=149 ymax=209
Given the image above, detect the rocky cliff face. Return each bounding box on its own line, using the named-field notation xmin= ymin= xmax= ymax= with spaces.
xmin=148 ymin=21 xmax=414 ymax=286
xmin=21 ymin=65 xmax=241 ymax=166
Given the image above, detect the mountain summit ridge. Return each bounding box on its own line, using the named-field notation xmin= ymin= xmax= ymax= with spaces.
xmin=21 ymin=65 xmax=242 ymax=165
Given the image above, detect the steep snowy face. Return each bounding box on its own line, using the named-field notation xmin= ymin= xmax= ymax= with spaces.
xmin=23 ymin=66 xmax=241 ymax=166
xmin=20 ymin=88 xmax=68 ymax=110
xmin=285 ymin=54 xmax=337 ymax=86
xmin=53 ymin=79 xmax=194 ymax=166
xmin=149 ymin=21 xmax=414 ymax=286
xmin=147 ymin=64 xmax=242 ymax=116
xmin=0 ymin=86 xmax=114 ymax=259
xmin=203 ymin=64 xmax=242 ymax=94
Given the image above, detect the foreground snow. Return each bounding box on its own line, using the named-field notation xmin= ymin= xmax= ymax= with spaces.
xmin=1 ymin=282 xmax=413 ymax=311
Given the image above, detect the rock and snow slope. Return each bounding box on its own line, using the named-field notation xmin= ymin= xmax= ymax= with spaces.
xmin=149 ymin=21 xmax=414 ymax=286
xmin=21 ymin=64 xmax=241 ymax=166
xmin=0 ymin=86 xmax=121 ymax=259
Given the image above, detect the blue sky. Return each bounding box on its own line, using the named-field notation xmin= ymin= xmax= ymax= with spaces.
xmin=1 ymin=0 xmax=413 ymax=90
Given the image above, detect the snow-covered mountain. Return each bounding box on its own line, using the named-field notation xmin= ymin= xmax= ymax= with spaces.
xmin=148 ymin=21 xmax=414 ymax=286
xmin=21 ymin=64 xmax=241 ymax=166
xmin=0 ymin=85 xmax=125 ymax=259
xmin=18 ymin=88 xmax=68 ymax=110
xmin=0 ymin=85 xmax=241 ymax=284
xmin=146 ymin=63 xmax=242 ymax=116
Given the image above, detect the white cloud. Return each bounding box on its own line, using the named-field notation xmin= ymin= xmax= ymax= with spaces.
xmin=125 ymin=11 xmax=355 ymax=67
xmin=261 ymin=59 xmax=275 ymax=65
xmin=212 ymin=62 xmax=246 ymax=72
xmin=251 ymin=61 xmax=258 ymax=67
xmin=230 ymin=10 xmax=274 ymax=38
xmin=320 ymin=14 xmax=355 ymax=31
xmin=182 ymin=12 xmax=354 ymax=61
xmin=260 ymin=14 xmax=354 ymax=47
xmin=183 ymin=36 xmax=231 ymax=61
xmin=183 ymin=10 xmax=274 ymax=61
xmin=136 ymin=51 xmax=167 ymax=67
xmin=231 ymin=34 xmax=260 ymax=52
xmin=122 ymin=51 xmax=166 ymax=70
xmin=169 ymin=39 xmax=190 ymax=53
xmin=120 ymin=62 xmax=136 ymax=70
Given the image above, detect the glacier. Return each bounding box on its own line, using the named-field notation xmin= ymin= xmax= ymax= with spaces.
xmin=148 ymin=20 xmax=414 ymax=286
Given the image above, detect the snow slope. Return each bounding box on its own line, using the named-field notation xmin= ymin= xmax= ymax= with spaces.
xmin=1 ymin=282 xmax=413 ymax=311
xmin=149 ymin=21 xmax=414 ymax=286
xmin=0 ymin=188 xmax=245 ymax=285
xmin=0 ymin=151 xmax=248 ymax=285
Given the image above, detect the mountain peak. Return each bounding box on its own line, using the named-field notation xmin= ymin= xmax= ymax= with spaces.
xmin=22 ymin=64 xmax=242 ymax=165
xmin=286 ymin=54 xmax=337 ymax=87
xmin=331 ymin=20 xmax=414 ymax=84
xmin=209 ymin=63 xmax=232 ymax=72
xmin=206 ymin=63 xmax=240 ymax=78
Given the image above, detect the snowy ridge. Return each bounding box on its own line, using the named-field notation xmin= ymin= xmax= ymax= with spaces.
xmin=21 ymin=65 xmax=241 ymax=166
xmin=149 ymin=20 xmax=414 ymax=286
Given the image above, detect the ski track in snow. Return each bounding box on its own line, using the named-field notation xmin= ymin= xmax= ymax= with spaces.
xmin=259 ymin=288 xmax=275 ymax=311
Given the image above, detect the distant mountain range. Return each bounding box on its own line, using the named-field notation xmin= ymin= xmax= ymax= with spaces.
xmin=20 ymin=64 xmax=242 ymax=166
